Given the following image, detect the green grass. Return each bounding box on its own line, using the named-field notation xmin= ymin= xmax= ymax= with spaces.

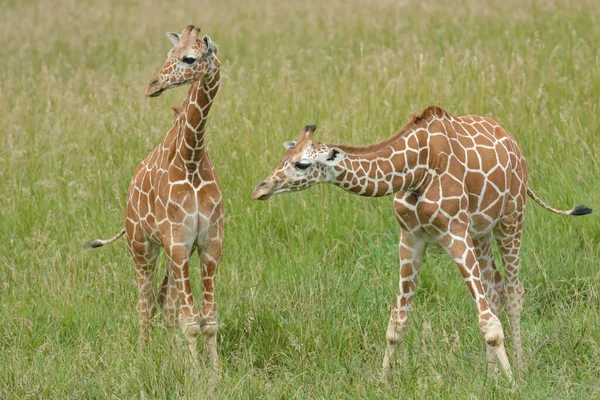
xmin=1 ymin=0 xmax=599 ymax=398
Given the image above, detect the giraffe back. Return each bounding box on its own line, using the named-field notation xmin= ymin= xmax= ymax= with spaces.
xmin=445 ymin=112 xmax=525 ymax=235
xmin=396 ymin=107 xmax=528 ymax=240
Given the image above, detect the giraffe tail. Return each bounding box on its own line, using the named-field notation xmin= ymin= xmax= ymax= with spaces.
xmin=86 ymin=228 xmax=126 ymax=248
xmin=526 ymin=187 xmax=592 ymax=216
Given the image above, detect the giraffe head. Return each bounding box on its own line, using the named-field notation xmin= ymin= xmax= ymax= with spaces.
xmin=145 ymin=25 xmax=220 ymax=97
xmin=252 ymin=125 xmax=346 ymax=200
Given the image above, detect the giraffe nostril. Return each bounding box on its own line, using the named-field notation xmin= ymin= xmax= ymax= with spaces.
xmin=150 ymin=79 xmax=159 ymax=86
xmin=258 ymin=181 xmax=269 ymax=188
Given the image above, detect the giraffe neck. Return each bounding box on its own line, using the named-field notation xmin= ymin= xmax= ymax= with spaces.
xmin=177 ymin=68 xmax=220 ymax=168
xmin=329 ymin=129 xmax=429 ymax=197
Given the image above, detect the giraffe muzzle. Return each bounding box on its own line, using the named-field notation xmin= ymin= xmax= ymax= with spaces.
xmin=145 ymin=79 xmax=166 ymax=97
xmin=252 ymin=181 xmax=274 ymax=200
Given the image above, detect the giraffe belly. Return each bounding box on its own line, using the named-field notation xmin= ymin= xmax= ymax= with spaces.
xmin=393 ymin=190 xmax=504 ymax=243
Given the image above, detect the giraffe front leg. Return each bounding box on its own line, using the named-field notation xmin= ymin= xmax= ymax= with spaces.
xmin=443 ymin=231 xmax=513 ymax=382
xmin=382 ymin=233 xmax=427 ymax=383
xmin=198 ymin=237 xmax=223 ymax=370
xmin=165 ymin=243 xmax=201 ymax=361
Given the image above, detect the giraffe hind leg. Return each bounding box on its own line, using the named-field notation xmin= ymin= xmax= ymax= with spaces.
xmin=473 ymin=234 xmax=505 ymax=375
xmin=128 ymin=238 xmax=160 ymax=347
xmin=158 ymin=269 xmax=180 ymax=333
xmin=441 ymin=228 xmax=512 ymax=381
xmin=495 ymin=221 xmax=525 ymax=370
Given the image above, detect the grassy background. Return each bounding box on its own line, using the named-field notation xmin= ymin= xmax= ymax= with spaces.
xmin=1 ymin=0 xmax=599 ymax=398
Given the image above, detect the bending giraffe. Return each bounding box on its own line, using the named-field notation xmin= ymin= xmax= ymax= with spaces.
xmin=252 ymin=106 xmax=592 ymax=381
xmin=88 ymin=25 xmax=223 ymax=367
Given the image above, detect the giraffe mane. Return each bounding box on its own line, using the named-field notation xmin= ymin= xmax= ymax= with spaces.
xmin=326 ymin=105 xmax=452 ymax=155
xmin=416 ymin=105 xmax=452 ymax=121
xmin=171 ymin=104 xmax=185 ymax=117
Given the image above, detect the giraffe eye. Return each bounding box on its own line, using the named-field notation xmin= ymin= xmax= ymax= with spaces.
xmin=182 ymin=57 xmax=197 ymax=65
xmin=295 ymin=162 xmax=311 ymax=171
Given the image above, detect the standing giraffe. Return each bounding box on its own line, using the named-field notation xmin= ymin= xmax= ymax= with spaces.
xmin=252 ymin=106 xmax=591 ymax=381
xmin=87 ymin=25 xmax=223 ymax=367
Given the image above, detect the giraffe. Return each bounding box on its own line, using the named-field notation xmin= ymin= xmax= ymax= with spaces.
xmin=251 ymin=106 xmax=592 ymax=382
xmin=87 ymin=25 xmax=223 ymax=368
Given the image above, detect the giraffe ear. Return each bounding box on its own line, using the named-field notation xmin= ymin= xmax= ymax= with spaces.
xmin=320 ymin=147 xmax=345 ymax=166
xmin=166 ymin=32 xmax=180 ymax=46
xmin=283 ymin=141 xmax=297 ymax=151
xmin=202 ymin=35 xmax=216 ymax=56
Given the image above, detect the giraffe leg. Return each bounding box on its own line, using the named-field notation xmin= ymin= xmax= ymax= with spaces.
xmin=198 ymin=237 xmax=223 ymax=370
xmin=164 ymin=243 xmax=201 ymax=361
xmin=495 ymin=222 xmax=525 ymax=370
xmin=442 ymin=230 xmax=512 ymax=381
xmin=127 ymin=238 xmax=160 ymax=347
xmin=158 ymin=270 xmax=179 ymax=333
xmin=473 ymin=234 xmax=504 ymax=375
xmin=382 ymin=232 xmax=427 ymax=383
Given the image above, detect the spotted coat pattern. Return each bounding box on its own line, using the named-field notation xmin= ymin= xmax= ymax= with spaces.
xmin=89 ymin=26 xmax=222 ymax=367
xmin=253 ymin=105 xmax=591 ymax=381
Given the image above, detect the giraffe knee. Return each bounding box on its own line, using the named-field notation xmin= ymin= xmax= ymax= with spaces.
xmin=485 ymin=331 xmax=504 ymax=347
xmin=200 ymin=313 xmax=218 ymax=335
xmin=483 ymin=317 xmax=505 ymax=347
xmin=201 ymin=322 xmax=218 ymax=337
xmin=183 ymin=323 xmax=201 ymax=341
xmin=179 ymin=315 xmax=200 ymax=337
xmin=385 ymin=321 xmax=406 ymax=345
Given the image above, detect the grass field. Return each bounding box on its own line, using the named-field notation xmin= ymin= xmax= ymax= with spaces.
xmin=1 ymin=0 xmax=599 ymax=398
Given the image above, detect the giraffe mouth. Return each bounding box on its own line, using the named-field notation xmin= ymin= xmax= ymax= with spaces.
xmin=168 ymin=79 xmax=195 ymax=90
xmin=252 ymin=190 xmax=273 ymax=201
xmin=148 ymin=88 xmax=165 ymax=97
xmin=146 ymin=78 xmax=196 ymax=97
xmin=145 ymin=77 xmax=166 ymax=97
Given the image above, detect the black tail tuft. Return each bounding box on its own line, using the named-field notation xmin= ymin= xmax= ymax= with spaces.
xmin=86 ymin=240 xmax=104 ymax=248
xmin=570 ymin=205 xmax=592 ymax=216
